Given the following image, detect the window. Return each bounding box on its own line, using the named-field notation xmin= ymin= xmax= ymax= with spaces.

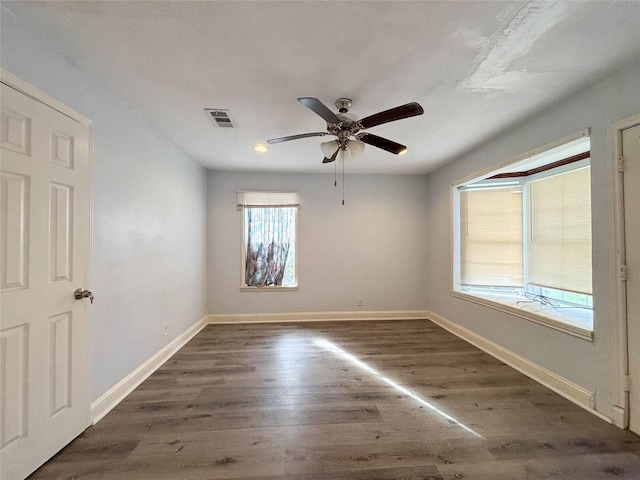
xmin=453 ymin=133 xmax=593 ymax=337
xmin=528 ymin=167 xmax=592 ymax=295
xmin=460 ymin=185 xmax=524 ymax=289
xmin=238 ymin=191 xmax=299 ymax=288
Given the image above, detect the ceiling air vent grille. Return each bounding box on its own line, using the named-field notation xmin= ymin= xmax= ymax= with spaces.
xmin=205 ymin=109 xmax=237 ymax=128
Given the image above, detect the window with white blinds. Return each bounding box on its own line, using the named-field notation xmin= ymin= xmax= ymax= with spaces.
xmin=460 ymin=186 xmax=523 ymax=287
xmin=453 ymin=133 xmax=593 ymax=332
xmin=528 ymin=166 xmax=592 ymax=294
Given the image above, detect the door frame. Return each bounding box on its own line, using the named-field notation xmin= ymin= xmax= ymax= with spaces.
xmin=608 ymin=112 xmax=640 ymax=429
xmin=0 ymin=66 xmax=94 ymax=454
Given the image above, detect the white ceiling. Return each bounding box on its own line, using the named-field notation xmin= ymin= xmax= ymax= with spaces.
xmin=5 ymin=1 xmax=640 ymax=174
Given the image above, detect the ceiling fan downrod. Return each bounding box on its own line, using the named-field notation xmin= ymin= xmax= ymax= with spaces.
xmin=335 ymin=98 xmax=352 ymax=114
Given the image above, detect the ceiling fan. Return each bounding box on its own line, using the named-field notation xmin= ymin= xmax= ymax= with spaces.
xmin=267 ymin=97 xmax=424 ymax=163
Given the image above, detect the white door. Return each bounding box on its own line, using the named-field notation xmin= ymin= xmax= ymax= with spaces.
xmin=1 ymin=78 xmax=92 ymax=479
xmin=623 ymin=123 xmax=640 ymax=435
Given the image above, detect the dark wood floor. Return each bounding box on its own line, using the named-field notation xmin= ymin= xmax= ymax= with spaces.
xmin=29 ymin=320 xmax=640 ymax=479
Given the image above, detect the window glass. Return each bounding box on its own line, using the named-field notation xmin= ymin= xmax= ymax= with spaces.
xmin=243 ymin=207 xmax=297 ymax=287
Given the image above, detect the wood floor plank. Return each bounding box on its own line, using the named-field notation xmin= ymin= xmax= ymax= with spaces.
xmin=28 ymin=320 xmax=640 ymax=479
xmin=283 ymin=442 xmax=445 ymax=475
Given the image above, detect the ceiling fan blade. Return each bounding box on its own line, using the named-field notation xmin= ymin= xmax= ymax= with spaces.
xmin=267 ymin=132 xmax=328 ymax=144
xmin=359 ymin=133 xmax=407 ymax=155
xmin=358 ymin=102 xmax=424 ymax=129
xmin=297 ymin=97 xmax=341 ymax=124
xmin=323 ymin=148 xmax=340 ymax=164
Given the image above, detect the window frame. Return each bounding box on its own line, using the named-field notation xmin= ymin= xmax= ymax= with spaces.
xmin=451 ymin=131 xmax=594 ymax=340
xmin=238 ymin=191 xmax=299 ymax=291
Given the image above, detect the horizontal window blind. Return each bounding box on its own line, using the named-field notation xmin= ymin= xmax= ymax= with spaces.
xmin=460 ymin=186 xmax=523 ymax=287
xmin=528 ymin=166 xmax=592 ymax=294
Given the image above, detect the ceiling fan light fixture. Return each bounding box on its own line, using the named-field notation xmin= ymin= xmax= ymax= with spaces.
xmin=321 ymin=139 xmax=364 ymax=161
xmin=348 ymin=139 xmax=365 ymax=159
xmin=321 ymin=140 xmax=339 ymax=158
xmin=253 ymin=144 xmax=269 ymax=152
xmin=398 ymin=147 xmax=408 ymax=155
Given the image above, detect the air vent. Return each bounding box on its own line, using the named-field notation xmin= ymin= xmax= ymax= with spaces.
xmin=205 ymin=109 xmax=238 ymax=128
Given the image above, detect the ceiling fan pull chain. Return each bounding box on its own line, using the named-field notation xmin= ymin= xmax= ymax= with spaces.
xmin=342 ymin=158 xmax=345 ymax=206
xmin=334 ymin=160 xmax=337 ymax=187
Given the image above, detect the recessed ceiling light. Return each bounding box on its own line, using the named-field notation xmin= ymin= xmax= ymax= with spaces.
xmin=253 ymin=144 xmax=269 ymax=153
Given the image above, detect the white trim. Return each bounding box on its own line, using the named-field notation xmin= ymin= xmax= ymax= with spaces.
xmin=451 ymin=291 xmax=593 ymax=341
xmin=240 ymin=285 xmax=299 ymax=292
xmin=451 ymin=129 xmax=590 ymax=187
xmin=613 ymin=406 xmax=627 ymax=429
xmin=207 ymin=310 xmax=429 ymax=324
xmin=608 ymin=112 xmax=640 ymax=428
xmin=451 ymin=184 xmax=460 ymax=291
xmin=426 ymin=311 xmax=612 ymax=424
xmin=0 ymin=68 xmax=91 ymax=124
xmin=90 ymin=316 xmax=209 ymax=424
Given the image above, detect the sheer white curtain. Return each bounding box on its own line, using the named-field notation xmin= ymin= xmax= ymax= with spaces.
xmin=245 ymin=207 xmax=295 ymax=287
xmin=238 ymin=191 xmax=299 ymax=287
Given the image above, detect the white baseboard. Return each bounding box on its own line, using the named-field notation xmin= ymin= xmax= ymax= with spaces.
xmin=612 ymin=405 xmax=628 ymax=428
xmin=90 ymin=316 xmax=209 ymax=425
xmin=426 ymin=311 xmax=612 ymax=424
xmin=207 ymin=310 xmax=430 ymax=324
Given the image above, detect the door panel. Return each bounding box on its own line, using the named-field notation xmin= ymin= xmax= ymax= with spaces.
xmin=0 ymin=323 xmax=28 ymax=448
xmin=0 ymin=80 xmax=91 ymax=479
xmin=49 ymin=182 xmax=73 ymax=283
xmin=1 ymin=171 xmax=29 ymax=290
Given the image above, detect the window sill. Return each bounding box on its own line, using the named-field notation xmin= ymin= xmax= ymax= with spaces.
xmin=451 ymin=290 xmax=593 ymax=341
xmin=241 ymin=285 xmax=299 ymax=292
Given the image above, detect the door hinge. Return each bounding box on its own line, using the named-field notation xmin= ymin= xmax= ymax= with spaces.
xmin=620 ymin=264 xmax=628 ymax=281
xmin=617 ymin=156 xmax=624 ymax=172
xmin=623 ymin=375 xmax=630 ymax=392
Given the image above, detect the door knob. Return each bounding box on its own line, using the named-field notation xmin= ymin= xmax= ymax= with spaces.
xmin=74 ymin=288 xmax=94 ymax=304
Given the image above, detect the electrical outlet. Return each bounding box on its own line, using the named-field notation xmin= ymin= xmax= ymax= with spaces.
xmin=357 ymin=297 xmax=363 ymax=307
xmin=163 ymin=322 xmax=169 ymax=336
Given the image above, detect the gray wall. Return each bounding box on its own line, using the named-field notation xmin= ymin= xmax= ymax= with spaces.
xmin=1 ymin=9 xmax=208 ymax=401
xmin=425 ymin=60 xmax=640 ymax=419
xmin=207 ymin=171 xmax=430 ymax=314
